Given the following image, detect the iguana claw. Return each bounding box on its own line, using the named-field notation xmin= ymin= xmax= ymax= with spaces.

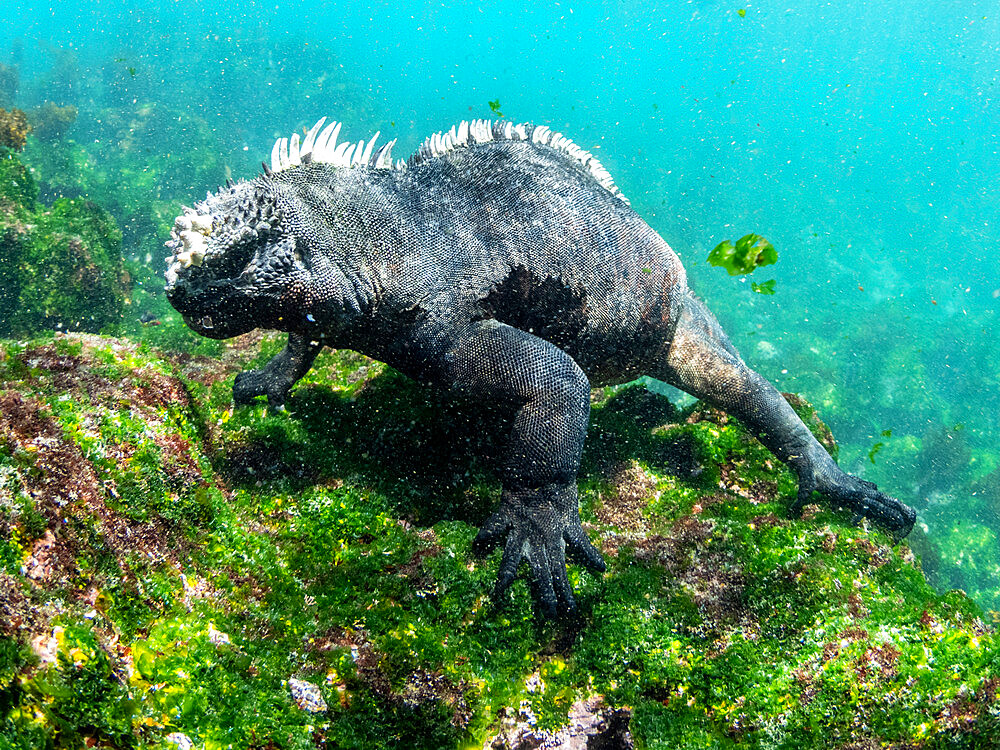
xmin=233 ymin=368 xmax=293 ymax=408
xmin=473 ymin=483 xmax=605 ymax=617
xmin=794 ymin=469 xmax=916 ymax=542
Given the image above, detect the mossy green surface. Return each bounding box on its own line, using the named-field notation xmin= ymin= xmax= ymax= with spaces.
xmin=0 ymin=152 xmax=37 ymax=208
xmin=0 ymin=332 xmax=998 ymax=748
xmin=0 ymin=153 xmax=126 ymax=337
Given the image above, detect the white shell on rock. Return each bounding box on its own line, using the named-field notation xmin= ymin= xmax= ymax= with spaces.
xmin=288 ymin=677 xmax=328 ymax=713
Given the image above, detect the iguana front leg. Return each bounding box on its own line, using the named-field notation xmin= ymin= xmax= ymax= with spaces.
xmin=233 ymin=333 xmax=323 ymax=407
xmin=445 ymin=319 xmax=606 ymax=616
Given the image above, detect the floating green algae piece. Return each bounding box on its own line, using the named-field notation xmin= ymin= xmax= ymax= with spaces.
xmin=708 ymin=233 xmax=777 ymax=276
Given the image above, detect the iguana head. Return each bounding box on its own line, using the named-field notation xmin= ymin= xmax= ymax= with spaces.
xmin=164 ymin=180 xmax=310 ymax=339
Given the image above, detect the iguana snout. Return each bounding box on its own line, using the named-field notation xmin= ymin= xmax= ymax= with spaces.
xmin=164 ymin=181 xmax=309 ymax=337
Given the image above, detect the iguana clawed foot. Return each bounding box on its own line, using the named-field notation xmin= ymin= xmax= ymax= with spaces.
xmin=233 ymin=367 xmax=295 ymax=408
xmin=473 ymin=483 xmax=606 ymax=617
xmin=792 ymin=468 xmax=916 ymax=542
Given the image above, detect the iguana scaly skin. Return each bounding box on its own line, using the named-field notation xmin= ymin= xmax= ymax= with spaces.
xmin=165 ymin=118 xmax=916 ymax=616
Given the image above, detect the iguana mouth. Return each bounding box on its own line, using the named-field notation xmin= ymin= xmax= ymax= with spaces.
xmin=164 ymin=269 xmax=253 ymax=336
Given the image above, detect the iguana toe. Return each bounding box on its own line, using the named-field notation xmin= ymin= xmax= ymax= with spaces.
xmin=816 ymin=472 xmax=916 ymax=541
xmin=475 ymin=485 xmax=601 ymax=617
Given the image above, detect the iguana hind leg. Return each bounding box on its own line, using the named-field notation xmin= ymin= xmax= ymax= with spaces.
xmin=656 ymin=291 xmax=916 ymax=538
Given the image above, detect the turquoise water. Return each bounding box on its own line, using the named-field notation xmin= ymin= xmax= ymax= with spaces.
xmin=2 ymin=2 xmax=998 ymax=605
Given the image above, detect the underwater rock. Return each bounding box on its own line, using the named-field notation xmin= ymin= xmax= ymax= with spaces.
xmin=0 ymin=107 xmax=29 ymax=151
xmin=163 ymin=732 xmax=195 ymax=750
xmin=0 ymin=152 xmax=127 ymax=335
xmin=288 ymin=677 xmax=328 ymax=713
xmin=206 ymin=622 xmax=230 ymax=645
xmin=483 ymin=695 xmax=633 ymax=749
xmin=755 ymin=338 xmax=778 ymax=360
xmin=0 ymin=332 xmax=997 ymax=748
xmin=26 ymin=102 xmax=77 ymax=142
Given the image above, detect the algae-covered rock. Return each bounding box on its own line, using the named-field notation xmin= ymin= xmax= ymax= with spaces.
xmin=0 ymin=152 xmax=127 ymax=336
xmin=0 ymin=151 xmax=35 ymax=208
xmin=0 ymin=108 xmax=29 ymax=152
xmin=0 ymin=332 xmax=997 ymax=749
xmin=21 ymin=101 xmax=229 ymax=266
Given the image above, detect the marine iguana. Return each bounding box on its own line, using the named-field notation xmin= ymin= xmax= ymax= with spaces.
xmin=164 ymin=117 xmax=916 ymax=616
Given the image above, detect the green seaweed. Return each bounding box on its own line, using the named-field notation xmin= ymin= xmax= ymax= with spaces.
xmin=1 ymin=333 xmax=997 ymax=748
xmin=708 ymin=234 xmax=777 ymax=276
xmin=0 ymin=153 xmax=126 ymax=337
xmin=0 ymin=151 xmax=37 ymax=207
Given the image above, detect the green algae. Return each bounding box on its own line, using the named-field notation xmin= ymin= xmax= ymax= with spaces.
xmin=0 ymin=153 xmax=127 ymax=337
xmin=708 ymin=234 xmax=777 ymax=276
xmin=0 ymin=333 xmax=998 ymax=749
xmin=726 ymin=292 xmax=1000 ymax=616
xmin=0 ymin=152 xmax=37 ymax=208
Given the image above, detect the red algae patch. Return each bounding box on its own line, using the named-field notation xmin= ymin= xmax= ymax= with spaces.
xmin=0 ymin=390 xmax=105 ymax=588
xmin=595 ymin=460 xmax=657 ymax=532
xmin=0 ymin=335 xmax=221 ymax=639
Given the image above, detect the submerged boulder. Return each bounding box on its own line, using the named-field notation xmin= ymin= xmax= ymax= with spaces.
xmin=0 ymin=152 xmax=127 ymax=337
xmin=0 ymin=331 xmax=997 ymax=748
xmin=0 ymin=108 xmax=29 ymax=152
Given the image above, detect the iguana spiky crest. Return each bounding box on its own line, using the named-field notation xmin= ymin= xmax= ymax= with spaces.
xmin=267 ymin=117 xmax=629 ymax=204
